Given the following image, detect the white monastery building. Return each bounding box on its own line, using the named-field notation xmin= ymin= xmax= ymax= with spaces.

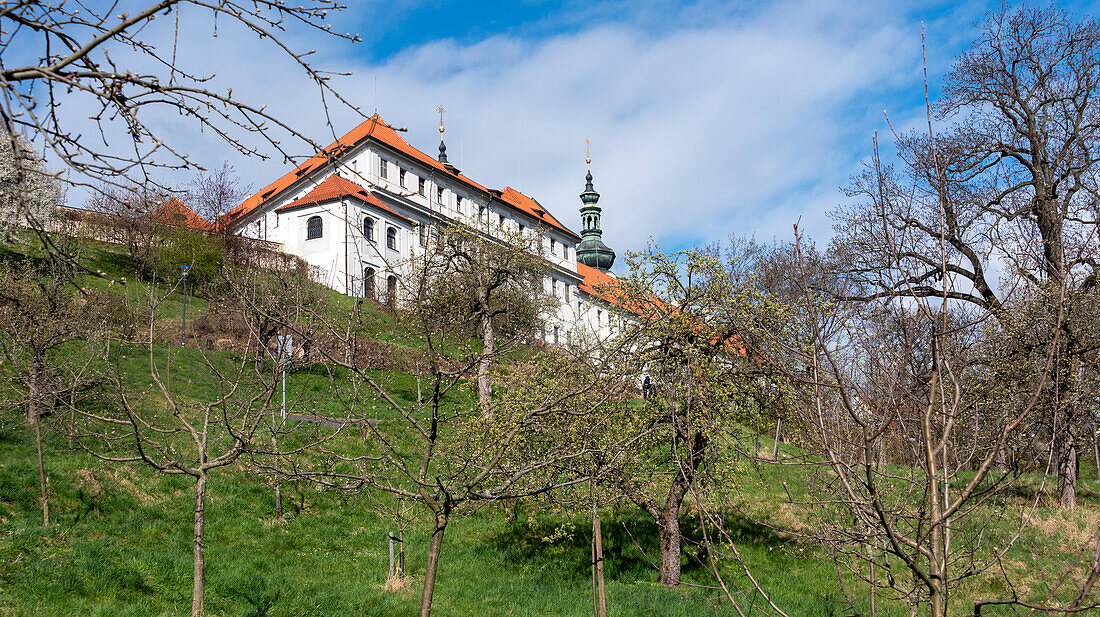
xmin=222 ymin=113 xmax=622 ymax=343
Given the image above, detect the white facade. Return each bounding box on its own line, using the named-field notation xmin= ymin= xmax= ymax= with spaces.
xmin=227 ymin=116 xmax=619 ymax=343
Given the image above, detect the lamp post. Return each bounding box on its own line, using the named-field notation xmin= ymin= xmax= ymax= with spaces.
xmin=179 ymin=265 xmax=191 ymax=347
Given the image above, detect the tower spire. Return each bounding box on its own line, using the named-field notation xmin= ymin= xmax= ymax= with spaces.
xmin=437 ymin=105 xmax=448 ymax=163
xmin=575 ymin=138 xmax=615 ymax=272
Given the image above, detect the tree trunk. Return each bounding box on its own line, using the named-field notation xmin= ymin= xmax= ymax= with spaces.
xmin=192 ymin=471 xmax=207 ymax=617
xmin=1092 ymin=425 xmax=1100 ymax=483
xmin=593 ymin=517 xmax=607 ymax=617
xmin=32 ymin=405 xmax=48 ymax=527
xmin=270 ymin=415 xmax=282 ymax=521
xmin=419 ymin=514 xmax=448 ymax=617
xmin=476 ymin=307 xmax=494 ymax=409
xmin=29 ymin=349 xmax=48 ymax=527
xmin=1056 ymin=431 xmax=1078 ymax=507
xmin=657 ymin=499 xmax=683 ymax=588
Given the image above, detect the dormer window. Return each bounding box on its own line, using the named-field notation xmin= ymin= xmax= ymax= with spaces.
xmin=379 ymin=158 xmax=388 ymax=179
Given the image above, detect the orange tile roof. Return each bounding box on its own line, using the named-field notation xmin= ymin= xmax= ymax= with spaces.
xmin=223 ymin=113 xmax=492 ymax=227
xmin=149 ymin=198 xmax=213 ymax=231
xmin=577 ymin=263 xmax=744 ymax=356
xmin=274 ymin=175 xmax=412 ymax=223
xmin=222 ymin=114 xmax=580 ymax=241
xmin=497 ymin=186 xmax=579 ymax=241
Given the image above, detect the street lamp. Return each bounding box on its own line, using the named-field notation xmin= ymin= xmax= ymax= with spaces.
xmin=179 ymin=265 xmax=191 ymax=347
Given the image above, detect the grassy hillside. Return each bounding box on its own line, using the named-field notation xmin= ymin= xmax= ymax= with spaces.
xmin=0 ymin=416 xmax=850 ymax=617
xmin=3 ymin=233 xmax=1100 ymax=616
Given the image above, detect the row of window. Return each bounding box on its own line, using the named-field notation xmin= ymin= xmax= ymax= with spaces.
xmin=376 ymin=158 xmax=462 ymax=211
xmin=361 ymin=267 xmax=398 ymax=303
xmin=305 ymin=215 xmax=399 ymax=251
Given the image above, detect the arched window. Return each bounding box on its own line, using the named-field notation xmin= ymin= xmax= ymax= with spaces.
xmin=306 ymin=215 xmax=323 ymax=240
xmin=363 ymin=217 xmax=375 ymax=241
xmin=386 ymin=227 xmax=397 ymax=251
xmin=364 ymin=267 xmax=376 ymax=300
xmin=386 ymin=275 xmax=398 ymax=305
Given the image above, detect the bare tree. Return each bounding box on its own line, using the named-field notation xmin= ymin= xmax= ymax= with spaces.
xmin=71 ymin=279 xmax=281 ymax=617
xmin=832 ymin=5 xmax=1100 ymax=507
xmin=272 ymin=224 xmax=628 ymax=617
xmin=0 ymin=262 xmax=108 ymax=526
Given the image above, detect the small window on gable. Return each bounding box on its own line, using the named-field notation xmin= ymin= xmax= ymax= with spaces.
xmin=399 ymin=169 xmax=407 ymax=188
xmin=386 ymin=227 xmax=397 ymax=251
xmin=379 ymin=158 xmax=388 ymax=179
xmin=418 ymin=177 xmax=426 ymax=196
xmin=364 ymin=217 xmax=375 ymax=242
xmin=306 ymin=215 xmax=323 ymax=240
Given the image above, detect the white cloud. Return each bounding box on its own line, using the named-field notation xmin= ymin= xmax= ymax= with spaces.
xmin=51 ymin=0 xmax=974 ymax=255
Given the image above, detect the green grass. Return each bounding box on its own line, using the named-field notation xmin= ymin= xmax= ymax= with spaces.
xmin=3 ymin=234 xmax=1100 ymax=616
xmin=0 ymin=418 xmax=846 ymax=617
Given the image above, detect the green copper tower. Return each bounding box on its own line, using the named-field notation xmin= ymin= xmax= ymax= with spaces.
xmin=575 ymin=140 xmax=615 ymax=272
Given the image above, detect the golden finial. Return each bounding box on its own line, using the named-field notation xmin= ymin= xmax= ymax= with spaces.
xmin=585 ymin=137 xmax=591 ymax=170
xmin=437 ymin=106 xmax=446 ymax=136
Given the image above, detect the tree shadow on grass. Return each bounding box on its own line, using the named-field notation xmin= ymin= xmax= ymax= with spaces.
xmin=486 ymin=506 xmax=791 ymax=586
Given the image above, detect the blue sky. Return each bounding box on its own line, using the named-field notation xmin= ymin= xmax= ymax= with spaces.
xmin=51 ymin=1 xmax=1100 ymax=257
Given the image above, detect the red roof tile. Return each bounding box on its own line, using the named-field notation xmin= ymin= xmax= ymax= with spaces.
xmin=497 ymin=187 xmax=579 ymax=241
xmin=223 ymin=114 xmax=580 ymax=241
xmin=149 ymin=198 xmax=213 ymax=231
xmin=274 ymin=175 xmax=412 ymax=223
xmin=223 ymin=114 xmax=490 ymax=226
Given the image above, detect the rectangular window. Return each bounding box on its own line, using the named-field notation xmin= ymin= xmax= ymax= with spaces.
xmin=456 ymin=195 xmax=463 ymax=213
xmin=437 ymin=186 xmax=444 ymax=204
xmin=379 ymin=158 xmax=388 ymax=179
xmin=564 ymin=284 xmax=570 ymax=302
xmin=499 ymin=213 xmax=505 ymax=226
xmin=518 ymin=223 xmax=524 ymax=234
xmin=479 ymin=205 xmax=486 ymax=220
xmin=419 ymin=224 xmax=428 ymax=247
xmin=551 ymin=238 xmax=557 ymax=255
xmin=418 ymin=177 xmax=426 ymax=196
xmin=399 ymin=169 xmax=407 ymax=188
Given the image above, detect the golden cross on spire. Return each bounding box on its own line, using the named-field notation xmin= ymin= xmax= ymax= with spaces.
xmin=585 ymin=137 xmax=591 ymax=170
xmin=437 ymin=106 xmax=446 ymax=135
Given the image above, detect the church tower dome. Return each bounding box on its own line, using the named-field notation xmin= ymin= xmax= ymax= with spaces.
xmin=575 ymin=140 xmax=615 ymax=272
